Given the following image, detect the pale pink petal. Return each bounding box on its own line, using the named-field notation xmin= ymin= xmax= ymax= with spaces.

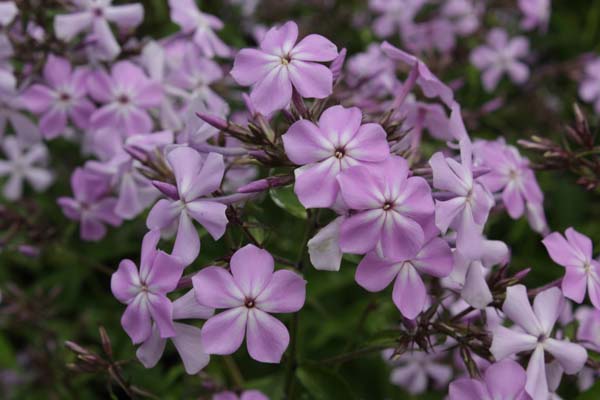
xmin=412 ymin=237 xmax=453 ymax=278
xmin=392 ymin=264 xmax=426 ymax=319
xmin=544 ymin=338 xmax=587 ymax=374
xmin=19 ymin=85 xmax=54 ymax=113
xmin=54 ymin=12 xmax=93 ymax=41
xmin=461 ymin=262 xmax=493 ymax=309
xmin=192 ymin=266 xmax=245 ymax=308
xmin=288 ymin=61 xmax=333 ymax=99
xmin=282 ymin=119 xmax=332 ymax=164
xmin=87 ymin=69 xmax=114 ymax=103
xmin=172 ymin=322 xmax=210 ymax=374
xmin=40 ymin=108 xmax=68 ymax=138
xmin=255 ymin=270 xmax=306 ymax=313
xmin=146 ymin=199 xmax=181 ymax=230
xmin=502 ymin=285 xmax=542 ymax=335
xmin=562 ymin=267 xmax=587 ymax=303
xmin=485 ymin=359 xmax=528 ymax=399
xmin=259 ymin=21 xmax=298 ymax=55
xmin=345 ymin=123 xmax=389 ymax=162
xmin=230 ymin=244 xmax=274 ymax=299
xmin=490 ymin=326 xmax=537 ymax=360
xmin=355 ymin=253 xmax=400 ymax=292
xmin=449 ymin=378 xmax=488 ymax=400
xmin=250 ymin=66 xmax=292 ymax=115
xmin=532 ymin=287 xmax=564 ymax=334
xmin=291 ymin=34 xmax=338 ymax=62
xmin=147 ymin=293 xmax=176 ymax=339
xmin=337 ymin=166 xmax=384 ymax=209
xmin=246 ymin=308 xmax=289 ymax=363
xmin=186 ymin=200 xmax=228 ymax=240
xmin=318 ymin=105 xmax=362 ymax=145
xmin=380 ymin=212 xmax=425 ymax=261
xmin=136 ymin=325 xmax=166 ymax=369
xmin=294 ymin=158 xmax=340 ymax=208
xmin=201 ymin=307 xmax=248 ymax=355
xmin=339 ymin=209 xmax=384 ymax=254
xmin=172 ymin=212 xmax=200 ymax=266
xmin=122 ymin=295 xmax=152 ymax=344
xmin=43 ymin=55 xmax=72 ymax=87
xmin=104 ymin=4 xmax=144 ymax=28
xmin=231 ymin=48 xmax=278 ymax=86
xmin=525 ymin=345 xmax=548 ymax=400
xmin=542 ymin=231 xmax=583 ymax=268
xmin=172 ymin=289 xmax=214 ymax=320
xmin=565 ymin=227 xmax=593 ymax=261
xmin=111 ymin=259 xmax=140 ymax=303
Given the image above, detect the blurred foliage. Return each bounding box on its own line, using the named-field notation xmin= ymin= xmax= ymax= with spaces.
xmin=2 ymin=0 xmax=600 ymax=399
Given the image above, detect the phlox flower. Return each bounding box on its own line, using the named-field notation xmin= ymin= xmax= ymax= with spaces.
xmin=307 ymin=216 xmax=344 ymax=272
xmin=53 ymin=0 xmax=144 ymax=60
xmin=168 ymin=0 xmax=230 ymax=58
xmin=136 ymin=290 xmax=213 ymax=374
xmin=0 ymin=2 xmax=17 ymax=27
xmin=383 ymin=348 xmax=452 ymax=395
xmin=449 ymin=359 xmax=530 ymax=400
xmin=0 ymin=90 xmax=40 ymax=145
xmin=429 ymin=138 xmax=494 ymax=246
xmin=542 ymin=227 xmax=600 ymax=309
xmin=147 ymin=147 xmax=228 ymax=265
xmin=474 ymin=138 xmax=544 ymax=221
xmin=470 ymin=29 xmax=530 ymax=92
xmin=230 ymin=21 xmax=338 ymax=115
xmin=111 ymin=230 xmax=185 ymax=344
xmin=87 ymin=61 xmax=162 ymax=136
xmin=193 ymin=244 xmax=306 ymax=363
xmin=519 ymin=0 xmax=551 ymax=32
xmin=369 ymin=0 xmax=425 ymax=38
xmin=575 ymin=306 xmax=600 ymax=352
xmin=402 ymin=20 xmax=456 ymax=55
xmin=337 ymin=155 xmax=435 ymax=260
xmin=0 ymin=136 xmax=53 ymax=200
xmin=356 ymin=235 xmax=453 ymax=319
xmin=282 ymin=105 xmax=390 ymax=208
xmin=441 ymin=0 xmax=482 ymax=36
xmin=20 ymin=55 xmax=95 ymax=139
xmin=58 ymin=167 xmax=122 ymax=241
xmin=490 ymin=285 xmax=587 ymax=399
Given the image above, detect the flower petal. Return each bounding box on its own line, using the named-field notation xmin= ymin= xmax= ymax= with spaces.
xmin=255 ymin=270 xmax=306 ymax=313
xmin=291 ymin=34 xmax=338 ymax=62
xmin=201 ymin=307 xmax=248 ymax=355
xmin=111 ymin=259 xmax=140 ymax=303
xmin=246 ymin=309 xmax=289 ymax=363
xmin=544 ymin=338 xmax=587 ymax=374
xmin=490 ymin=325 xmax=537 ymax=361
xmin=122 ymin=295 xmax=152 ymax=344
xmin=288 ymin=61 xmax=333 ymax=99
xmin=230 ymin=244 xmax=274 ymax=299
xmin=355 ymin=252 xmax=400 ymax=292
xmin=502 ymin=284 xmax=542 ymax=335
xmin=392 ymin=264 xmax=426 ymax=319
xmin=186 ymin=200 xmax=228 ymax=240
xmin=532 ymin=287 xmax=564 ymax=335
xmin=172 ymin=322 xmax=210 ymax=374
xmin=192 ymin=266 xmax=245 ymax=308
xmin=136 ymin=324 xmax=166 ymax=369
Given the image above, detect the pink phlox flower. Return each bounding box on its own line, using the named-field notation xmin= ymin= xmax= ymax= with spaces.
xmin=470 ymin=29 xmax=530 ymax=92
xmin=441 ymin=0 xmax=482 ymax=36
xmin=490 ymin=285 xmax=587 ymax=399
xmin=0 ymin=136 xmax=53 ymax=200
xmin=518 ymin=0 xmax=551 ymax=32
xmin=146 ymin=147 xmax=228 ymax=265
xmin=193 ymin=244 xmax=306 ymax=363
xmin=542 ymin=227 xmax=600 ymax=309
xmin=87 ymin=61 xmax=163 ymax=136
xmin=20 ymin=55 xmax=95 ymax=139
xmin=230 ymin=21 xmax=338 ymax=115
xmin=212 ymin=390 xmax=269 ymax=400
xmin=53 ymin=0 xmax=144 ymax=60
xmin=282 ymin=104 xmax=390 ymax=208
xmin=168 ymin=0 xmax=230 ymax=58
xmin=57 ymin=167 xmax=122 ymax=241
xmin=578 ymin=57 xmax=600 ymax=113
xmin=369 ymin=0 xmax=425 ymax=38
xmin=111 ymin=229 xmax=185 ymax=344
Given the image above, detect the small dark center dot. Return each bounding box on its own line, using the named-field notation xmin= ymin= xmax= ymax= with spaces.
xmin=334 ymin=149 xmax=345 ymax=159
xmin=383 ymin=202 xmax=393 ymax=211
xmin=245 ymin=298 xmax=255 ymax=308
xmin=537 ymin=334 xmax=546 ymax=343
xmin=280 ymin=55 xmax=291 ymax=65
xmin=59 ymin=92 xmax=71 ymax=102
xmin=118 ymin=94 xmax=130 ymax=104
xmin=93 ymin=8 xmax=103 ymax=17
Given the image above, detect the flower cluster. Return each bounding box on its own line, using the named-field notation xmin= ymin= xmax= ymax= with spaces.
xmin=3 ymin=0 xmax=600 ymax=398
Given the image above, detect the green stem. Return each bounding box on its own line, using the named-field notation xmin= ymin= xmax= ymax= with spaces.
xmin=223 ymin=356 xmax=244 ymax=389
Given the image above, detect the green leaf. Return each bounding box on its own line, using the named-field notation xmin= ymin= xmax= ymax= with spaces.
xmin=269 ymin=185 xmax=307 ymax=219
xmin=296 ymin=365 xmax=357 ymax=400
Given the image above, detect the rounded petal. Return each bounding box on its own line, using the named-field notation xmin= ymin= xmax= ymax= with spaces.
xmin=345 ymin=123 xmax=390 ymax=162
xmin=19 ymin=85 xmax=54 ymax=113
xmin=484 ymin=359 xmax=527 ymax=399
xmin=502 ymin=284 xmax=542 ymax=335
xmin=172 ymin=322 xmax=210 ymax=374
xmin=449 ymin=378 xmax=488 ymax=400
xmin=54 ymin=12 xmax=92 ymax=41
xmin=490 ymin=325 xmax=537 ymax=360
xmin=282 ymin=119 xmax=332 ymax=164
xmin=173 ymin=289 xmax=214 ymax=320
xmin=294 ymin=159 xmax=340 ymax=209
xmin=355 ymin=253 xmax=400 ymax=292
xmin=250 ymin=66 xmax=292 ymax=115
xmin=255 ymin=269 xmax=306 ymax=313
xmin=259 ymin=21 xmax=298 ymax=55
xmin=136 ymin=325 xmax=166 ymax=369
xmin=122 ymin=295 xmax=152 ymax=344
xmin=291 ymin=34 xmax=338 ymax=62
xmin=148 ymin=293 xmax=176 ymax=339
xmin=544 ymin=338 xmax=587 ymax=374
xmin=337 ymin=165 xmax=384 ymax=210
xmin=146 ymin=199 xmax=181 ymax=230
xmin=246 ymin=309 xmax=289 ymax=363
xmin=318 ymin=105 xmax=363 ymax=146
xmin=230 ymin=244 xmax=274 ymax=299
xmin=532 ymin=287 xmax=564 ymax=334
xmin=186 ymin=200 xmax=228 ymax=240
xmin=379 ymin=212 xmax=425 ymax=261
xmin=307 ymin=217 xmax=343 ymax=271
xmin=412 ymin=237 xmax=453 ymax=278
xmin=339 ymin=209 xmax=384 ymax=255
xmin=562 ymin=267 xmax=587 ymax=303
xmin=288 ymin=61 xmax=333 ymax=99
xmin=111 ymin=259 xmax=140 ymax=303
xmin=392 ymin=264 xmax=426 ymax=319
xmin=231 ymin=48 xmax=278 ymax=86
xmin=172 ymin=212 xmax=200 ymax=266
xmin=40 ymin=108 xmax=68 ymax=139
xmin=192 ymin=266 xmax=245 ymax=309
xmin=525 ymin=345 xmax=548 ymax=400
xmin=201 ymin=307 xmax=248 ymax=355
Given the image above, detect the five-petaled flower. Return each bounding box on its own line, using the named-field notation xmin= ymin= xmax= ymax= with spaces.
xmin=193 ymin=244 xmax=306 ymax=363
xmin=111 ymin=229 xmax=185 ymax=344
xmin=230 ymin=21 xmax=338 ymax=115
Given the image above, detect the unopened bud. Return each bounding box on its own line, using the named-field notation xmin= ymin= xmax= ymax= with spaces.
xmin=152 ymin=180 xmax=179 ymax=200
